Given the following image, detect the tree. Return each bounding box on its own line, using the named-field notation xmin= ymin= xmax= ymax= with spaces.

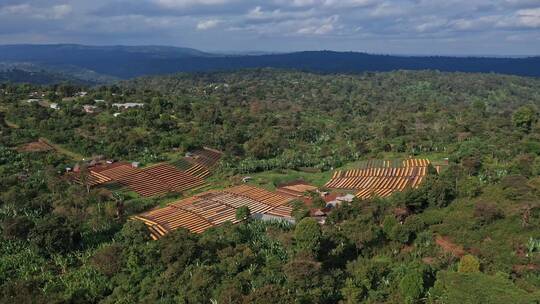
xmin=291 ymin=199 xmax=309 ymax=222
xmin=2 ymin=216 xmax=34 ymax=240
xmin=235 ymin=205 xmax=251 ymax=221
xmin=399 ymin=270 xmax=424 ymax=304
xmin=473 ymin=201 xmax=504 ymax=225
xmin=512 ymin=105 xmax=537 ymax=133
xmin=458 ymin=255 xmax=480 ymax=273
xmin=29 ymin=214 xmax=81 ymax=254
xmin=91 ymin=244 xmax=123 ymax=277
xmin=294 ymin=217 xmax=322 ymax=254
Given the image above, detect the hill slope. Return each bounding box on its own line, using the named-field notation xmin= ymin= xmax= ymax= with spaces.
xmin=0 ymin=44 xmax=538 ymax=83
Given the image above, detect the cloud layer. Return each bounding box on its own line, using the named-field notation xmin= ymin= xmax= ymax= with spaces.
xmin=0 ymin=0 xmax=538 ymax=55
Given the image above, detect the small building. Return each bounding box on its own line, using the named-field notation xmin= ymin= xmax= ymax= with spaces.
xmin=113 ymin=113 xmax=121 ymax=117
xmin=112 ymin=103 xmax=144 ymax=109
xmin=49 ymin=103 xmax=59 ymax=110
xmin=326 ymin=193 xmax=355 ymax=208
xmin=26 ymin=98 xmax=41 ymax=103
xmin=83 ymin=105 xmax=98 ymax=113
xmin=242 ymin=176 xmax=253 ymax=183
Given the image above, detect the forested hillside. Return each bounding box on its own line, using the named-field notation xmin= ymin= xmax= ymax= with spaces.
xmin=1 ymin=70 xmax=540 ymax=303
xmin=1 ymin=44 xmax=539 ymax=81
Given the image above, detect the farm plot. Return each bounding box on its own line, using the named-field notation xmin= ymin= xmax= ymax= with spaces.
xmin=134 ymin=185 xmax=294 ymax=239
xmin=171 ymin=147 xmax=222 ymax=178
xmin=276 ymin=182 xmax=318 ymax=198
xmin=225 ymin=185 xmax=293 ymax=207
xmin=118 ymin=164 xmax=207 ymax=197
xmin=190 ymin=147 xmax=223 ymax=169
xmin=70 ymin=162 xmax=207 ymax=197
xmin=325 ymin=159 xmax=430 ymax=200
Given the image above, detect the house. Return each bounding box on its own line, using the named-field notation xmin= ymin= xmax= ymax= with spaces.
xmin=76 ymin=91 xmax=88 ymax=97
xmin=113 ymin=113 xmax=121 ymax=117
xmin=49 ymin=103 xmax=59 ymax=110
xmin=94 ymin=99 xmax=105 ymax=103
xmin=112 ymin=103 xmax=144 ymax=109
xmin=83 ymin=105 xmax=98 ymax=113
xmin=242 ymin=176 xmax=253 ymax=183
xmin=326 ymin=193 xmax=355 ymax=208
xmin=26 ymin=98 xmax=41 ymax=103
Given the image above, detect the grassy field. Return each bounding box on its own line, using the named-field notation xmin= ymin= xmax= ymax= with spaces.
xmin=40 ymin=138 xmax=86 ymax=161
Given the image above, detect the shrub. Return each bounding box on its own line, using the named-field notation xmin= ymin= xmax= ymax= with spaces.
xmin=458 ymin=255 xmax=480 ymax=273
xmin=390 ymin=224 xmax=410 ymax=244
xmin=2 ymin=217 xmax=34 ymax=240
xmin=473 ymin=201 xmax=504 ymax=225
xmin=382 ymin=215 xmax=398 ymax=238
xmin=399 ymin=270 xmax=424 ymax=304
xmin=235 ymin=205 xmax=251 ymax=221
xmin=294 ymin=217 xmax=322 ymax=254
xmin=91 ymin=244 xmax=123 ymax=276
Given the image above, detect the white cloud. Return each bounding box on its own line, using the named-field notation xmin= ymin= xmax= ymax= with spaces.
xmin=247 ymin=6 xmax=316 ymax=21
xmin=296 ymin=15 xmax=340 ymax=35
xmin=154 ymin=0 xmax=232 ymax=8
xmin=514 ymin=7 xmax=540 ymax=28
xmin=0 ymin=3 xmax=71 ymax=20
xmin=274 ymin=0 xmax=374 ymax=8
xmin=197 ymin=19 xmax=220 ymax=30
xmin=370 ymin=2 xmax=406 ymax=17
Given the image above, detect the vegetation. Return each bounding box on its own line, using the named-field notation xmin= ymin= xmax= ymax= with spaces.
xmin=1 ymin=69 xmax=540 ymax=303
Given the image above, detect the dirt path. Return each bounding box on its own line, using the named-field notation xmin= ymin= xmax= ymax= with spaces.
xmin=435 ymin=235 xmax=466 ymax=257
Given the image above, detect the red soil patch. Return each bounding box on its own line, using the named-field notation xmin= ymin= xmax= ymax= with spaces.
xmin=17 ymin=139 xmax=54 ymax=153
xmin=512 ymin=264 xmax=540 ymax=273
xmin=435 ymin=235 xmax=466 ymax=257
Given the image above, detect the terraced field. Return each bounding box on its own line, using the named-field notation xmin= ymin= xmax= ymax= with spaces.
xmin=134 ymin=185 xmax=294 ymax=239
xmin=325 ymin=159 xmax=431 ymax=199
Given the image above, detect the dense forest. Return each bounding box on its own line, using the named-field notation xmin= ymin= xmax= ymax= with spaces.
xmin=1 ymin=69 xmax=540 ymax=303
xmin=1 ymin=45 xmax=539 ymax=81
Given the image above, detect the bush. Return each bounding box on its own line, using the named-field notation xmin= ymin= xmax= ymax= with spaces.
xmin=91 ymin=244 xmax=123 ymax=276
xmin=429 ymin=271 xmax=536 ymax=304
xmin=390 ymin=224 xmax=410 ymax=244
xmin=382 ymin=215 xmax=398 ymax=238
xmin=294 ymin=217 xmax=322 ymax=254
xmin=458 ymin=255 xmax=480 ymax=273
xmin=2 ymin=216 xmax=34 ymax=240
xmin=29 ymin=214 xmax=81 ymax=254
xmin=457 ymin=176 xmax=482 ymax=198
xmin=399 ymin=270 xmax=424 ymax=304
xmin=473 ymin=201 xmax=504 ymax=225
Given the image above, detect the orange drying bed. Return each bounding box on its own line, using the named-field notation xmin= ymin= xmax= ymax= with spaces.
xmin=134 ymin=185 xmax=294 ymax=239
xmin=224 ymin=185 xmax=293 ymax=207
xmin=71 ymin=162 xmax=208 ymax=197
xmin=325 ymin=159 xmax=430 ymax=200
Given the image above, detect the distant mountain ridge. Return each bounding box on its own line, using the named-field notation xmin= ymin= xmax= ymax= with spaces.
xmin=0 ymin=44 xmax=538 ymax=84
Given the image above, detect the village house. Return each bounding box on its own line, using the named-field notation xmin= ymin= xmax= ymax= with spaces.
xmin=112 ymin=103 xmax=145 ymax=109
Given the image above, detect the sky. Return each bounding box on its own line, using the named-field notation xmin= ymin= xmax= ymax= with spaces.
xmin=0 ymin=0 xmax=539 ymax=56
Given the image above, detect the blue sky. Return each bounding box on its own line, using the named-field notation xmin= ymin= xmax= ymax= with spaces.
xmin=0 ymin=0 xmax=539 ymax=55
